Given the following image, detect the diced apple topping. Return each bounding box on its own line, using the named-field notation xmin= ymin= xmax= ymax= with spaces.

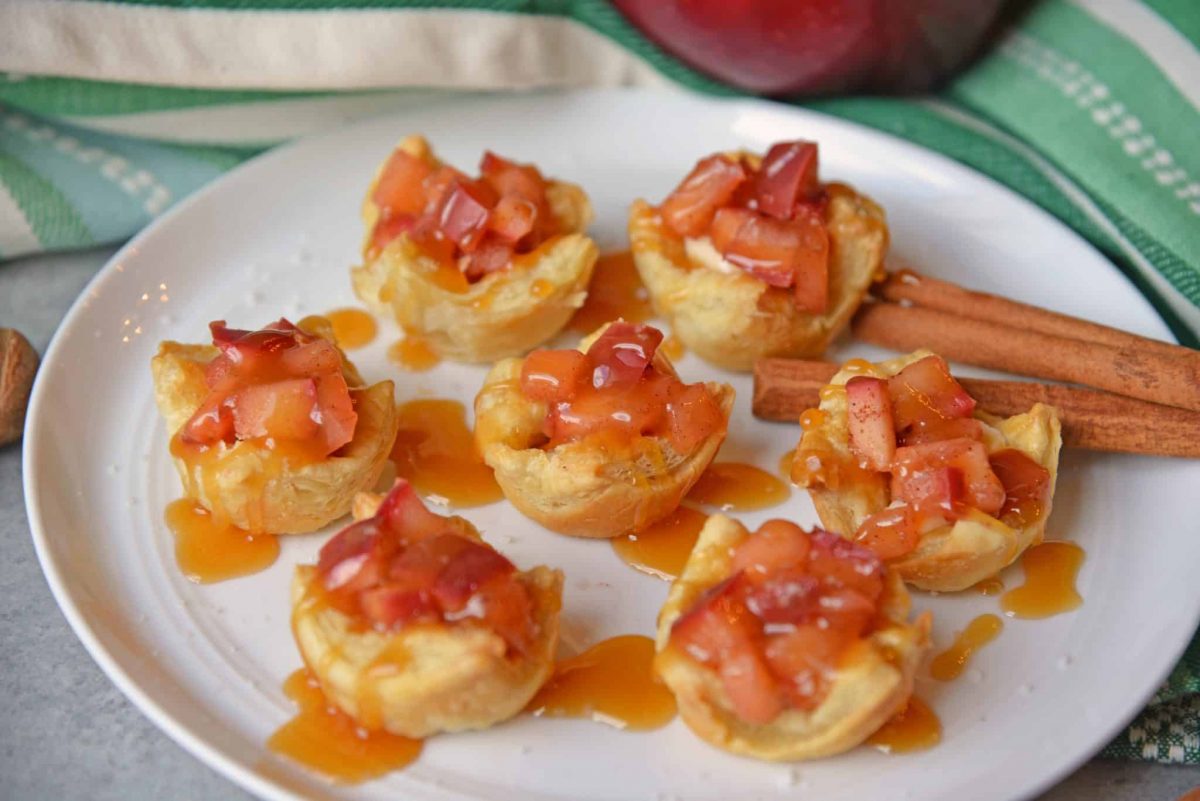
xmin=178 ymin=318 xmax=357 ymax=455
xmin=658 ymin=141 xmax=829 ymax=312
xmin=517 ymin=322 xmax=723 ymax=453
xmin=669 ymin=522 xmax=885 ymax=722
xmin=367 ymin=146 xmax=565 ymax=282
xmin=825 ymin=354 xmax=1046 ymax=561
xmin=887 ymin=355 xmax=976 ymax=431
xmin=846 ymin=376 xmax=896 ymax=471
xmin=315 ymin=480 xmax=535 ymax=653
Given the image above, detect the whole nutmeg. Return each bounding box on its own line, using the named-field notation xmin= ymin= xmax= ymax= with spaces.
xmin=1 ymin=328 xmax=38 ymax=445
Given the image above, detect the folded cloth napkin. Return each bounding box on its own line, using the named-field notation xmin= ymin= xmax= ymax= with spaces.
xmin=1 ymin=0 xmax=1197 ymax=764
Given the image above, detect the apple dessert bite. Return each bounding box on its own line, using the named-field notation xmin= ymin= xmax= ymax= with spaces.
xmin=792 ymin=350 xmax=1062 ymax=592
xmin=151 ymin=317 xmax=398 ymax=534
xmin=352 ymin=135 xmax=598 ymax=363
xmin=474 ymin=321 xmax=734 ymax=539
xmin=655 ymin=515 xmax=929 ymax=761
xmin=291 ymin=479 xmax=563 ymax=737
xmin=628 ymin=141 xmax=887 ymax=371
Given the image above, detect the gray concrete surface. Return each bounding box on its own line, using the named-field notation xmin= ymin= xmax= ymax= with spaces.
xmin=2 ymin=246 xmax=1198 ymax=800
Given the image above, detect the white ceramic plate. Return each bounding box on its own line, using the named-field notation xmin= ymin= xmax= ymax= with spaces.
xmin=24 ymin=89 xmax=1200 ymax=801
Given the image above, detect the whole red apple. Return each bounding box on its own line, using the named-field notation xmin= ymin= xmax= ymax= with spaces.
xmin=613 ymin=0 xmax=1007 ymax=95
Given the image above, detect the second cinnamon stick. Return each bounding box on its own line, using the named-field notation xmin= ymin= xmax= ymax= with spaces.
xmin=753 ymin=358 xmax=1200 ymax=458
xmin=852 ymin=301 xmax=1200 ymax=413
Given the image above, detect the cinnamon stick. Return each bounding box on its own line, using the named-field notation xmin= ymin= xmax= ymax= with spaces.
xmin=878 ymin=270 xmax=1191 ymax=362
xmin=852 ymin=301 xmax=1200 ymax=413
xmin=753 ymin=358 xmax=1200 ymax=458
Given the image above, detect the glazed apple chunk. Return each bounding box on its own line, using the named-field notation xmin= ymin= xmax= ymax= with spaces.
xmin=353 ymin=136 xmax=598 ymax=363
xmin=152 ymin=317 xmax=398 ymax=534
xmin=367 ymin=146 xmax=571 ymax=280
xmin=793 ymin=350 xmax=1062 ymax=592
xmin=655 ymin=515 xmax=928 ymax=761
xmin=628 ymin=140 xmax=886 ymax=371
xmin=474 ymin=321 xmax=734 ymax=538
xmin=292 ymin=479 xmax=563 ymax=737
xmin=179 ymin=320 xmax=357 ymax=453
xmin=663 ymin=142 xmax=830 ymax=312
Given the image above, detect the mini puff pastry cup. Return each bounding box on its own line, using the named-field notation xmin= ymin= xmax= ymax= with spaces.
xmin=474 ymin=323 xmax=735 ymax=538
xmin=793 ymin=349 xmax=1063 ymax=592
xmin=654 ymin=514 xmax=930 ymax=761
xmin=352 ymin=135 xmax=599 ymax=363
xmin=629 ymin=179 xmax=887 ymax=372
xmin=291 ymin=492 xmax=563 ymax=737
xmin=151 ymin=317 xmax=399 ymax=534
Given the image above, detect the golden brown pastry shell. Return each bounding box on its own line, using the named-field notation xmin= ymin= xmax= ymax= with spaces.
xmin=627 ymin=181 xmax=887 ymax=372
xmin=654 ymin=514 xmax=930 ymax=761
xmin=150 ymin=317 xmax=398 ymax=535
xmin=792 ymin=349 xmax=1063 ymax=592
xmin=352 ymin=135 xmax=598 ymax=363
xmin=473 ymin=323 xmax=734 ymax=539
xmin=290 ymin=492 xmax=563 ymax=738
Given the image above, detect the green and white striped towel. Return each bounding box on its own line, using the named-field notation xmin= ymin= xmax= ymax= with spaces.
xmin=1 ymin=0 xmax=1197 ymax=764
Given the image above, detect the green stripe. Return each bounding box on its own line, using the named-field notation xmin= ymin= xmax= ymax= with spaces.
xmin=1141 ymin=0 xmax=1200 ymax=46
xmin=949 ymin=2 xmax=1200 ymax=277
xmin=0 ymin=76 xmax=329 ymax=117
xmin=806 ymin=97 xmax=1119 ymax=251
xmin=0 ymin=152 xmax=93 ymax=250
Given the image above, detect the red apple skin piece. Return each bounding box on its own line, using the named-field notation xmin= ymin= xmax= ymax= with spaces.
xmin=436 ymin=180 xmax=495 ymax=253
xmin=891 ymin=465 xmax=965 ymax=519
xmin=585 ymin=321 xmax=664 ymax=389
xmin=375 ymin=479 xmax=451 ymax=541
xmin=755 ymin=141 xmax=819 ymax=219
xmin=893 ymin=438 xmax=1005 ymax=516
xmin=845 ymin=376 xmax=896 ymax=471
xmin=230 ymin=378 xmax=319 ymax=442
xmin=314 ymin=373 xmax=357 ymax=454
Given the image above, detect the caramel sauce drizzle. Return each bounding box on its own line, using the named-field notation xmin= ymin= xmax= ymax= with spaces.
xmin=322 ymin=308 xmax=377 ymax=350
xmin=777 ymin=448 xmax=796 ymax=481
xmin=526 ymin=635 xmax=677 ymax=730
xmin=268 ymin=669 xmax=423 ymax=783
xmin=569 ymin=250 xmax=653 ymax=333
xmin=611 ymin=506 xmax=709 ymax=580
xmin=164 ymin=499 xmax=279 ymax=583
xmin=390 ymin=399 xmax=503 ymax=507
xmin=687 ymin=462 xmax=790 ymax=511
xmin=867 ymin=696 xmax=941 ymax=753
xmin=387 ymin=335 xmax=440 ymax=372
xmin=1000 ymin=542 xmax=1084 ymax=619
xmin=930 ymin=614 xmax=1004 ymax=682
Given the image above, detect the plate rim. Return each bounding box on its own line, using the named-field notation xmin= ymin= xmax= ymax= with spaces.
xmin=21 ymin=87 xmax=1195 ymax=801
